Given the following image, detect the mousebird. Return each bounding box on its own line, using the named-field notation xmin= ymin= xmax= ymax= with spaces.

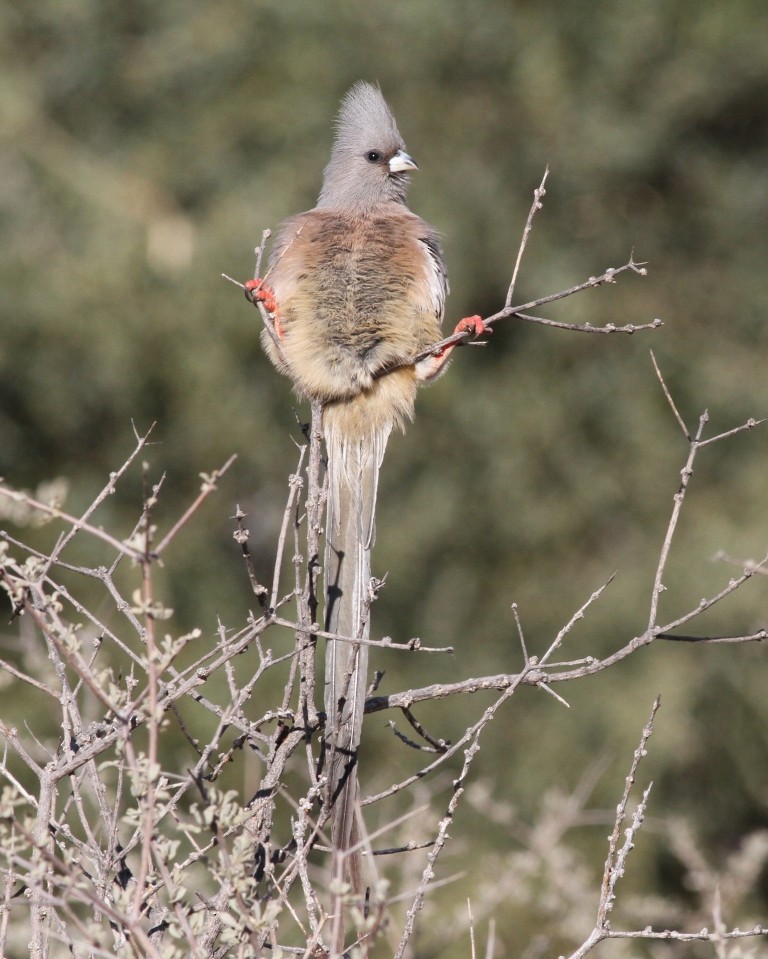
xmin=246 ymin=80 xmax=486 ymax=946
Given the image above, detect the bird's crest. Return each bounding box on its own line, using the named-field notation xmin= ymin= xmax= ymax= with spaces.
xmin=334 ymin=81 xmax=403 ymax=155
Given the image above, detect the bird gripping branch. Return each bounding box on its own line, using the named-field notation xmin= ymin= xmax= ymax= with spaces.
xmin=247 ymin=81 xmax=486 ymax=947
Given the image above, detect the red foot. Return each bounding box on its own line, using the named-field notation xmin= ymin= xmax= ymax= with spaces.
xmin=245 ymin=278 xmax=283 ymax=337
xmin=454 ymin=315 xmax=488 ymax=339
xmin=245 ymin=278 xmax=277 ymax=313
xmin=433 ymin=315 xmax=489 ymax=359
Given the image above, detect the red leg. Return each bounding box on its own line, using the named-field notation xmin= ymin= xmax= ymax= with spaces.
xmin=245 ymin=279 xmax=283 ymax=337
xmin=438 ymin=315 xmax=488 ymax=356
xmin=433 ymin=314 xmax=490 ymax=358
xmin=416 ymin=314 xmax=490 ymax=381
xmin=455 ymin=314 xmax=488 ymax=338
xmin=244 ymin=278 xmax=277 ymax=314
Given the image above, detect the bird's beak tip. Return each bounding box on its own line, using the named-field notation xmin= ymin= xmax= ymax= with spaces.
xmin=389 ymin=150 xmax=418 ymax=173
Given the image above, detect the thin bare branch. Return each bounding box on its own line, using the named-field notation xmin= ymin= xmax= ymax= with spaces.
xmin=505 ymin=168 xmax=549 ymax=307
xmin=597 ymin=697 xmax=660 ymax=926
xmin=651 ymin=349 xmax=690 ymax=439
xmin=154 ymin=454 xmax=237 ymax=556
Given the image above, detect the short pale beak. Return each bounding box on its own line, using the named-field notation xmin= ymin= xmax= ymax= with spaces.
xmin=389 ymin=150 xmax=418 ymax=173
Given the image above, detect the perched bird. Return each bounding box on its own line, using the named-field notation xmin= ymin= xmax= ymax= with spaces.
xmin=246 ymin=80 xmax=485 ymax=928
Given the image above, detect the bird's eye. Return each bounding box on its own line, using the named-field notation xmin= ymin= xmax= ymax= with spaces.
xmin=365 ymin=150 xmax=383 ymax=163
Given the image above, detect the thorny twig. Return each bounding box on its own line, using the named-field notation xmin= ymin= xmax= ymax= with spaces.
xmin=597 ymin=697 xmax=661 ymax=928
xmin=565 ymin=697 xmax=768 ymax=959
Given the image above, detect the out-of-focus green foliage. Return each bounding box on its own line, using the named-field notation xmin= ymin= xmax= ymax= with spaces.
xmin=1 ymin=0 xmax=767 ymax=953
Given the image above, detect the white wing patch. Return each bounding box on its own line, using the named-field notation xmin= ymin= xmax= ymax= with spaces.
xmin=420 ymin=234 xmax=449 ymax=322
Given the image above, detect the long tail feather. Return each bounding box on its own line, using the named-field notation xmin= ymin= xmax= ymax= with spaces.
xmin=324 ymin=421 xmax=388 ymax=944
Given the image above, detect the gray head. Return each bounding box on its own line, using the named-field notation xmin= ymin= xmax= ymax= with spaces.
xmin=317 ymin=82 xmax=418 ymax=212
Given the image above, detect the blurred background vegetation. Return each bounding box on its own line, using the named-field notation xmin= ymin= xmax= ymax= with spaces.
xmin=1 ymin=0 xmax=767 ymax=954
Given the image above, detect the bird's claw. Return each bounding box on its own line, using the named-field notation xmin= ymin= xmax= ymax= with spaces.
xmin=431 ymin=315 xmax=489 ymax=360
xmin=245 ymin=278 xmax=278 ymax=314
xmin=245 ymin=279 xmax=283 ymax=337
xmin=453 ymin=315 xmax=489 ymax=340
